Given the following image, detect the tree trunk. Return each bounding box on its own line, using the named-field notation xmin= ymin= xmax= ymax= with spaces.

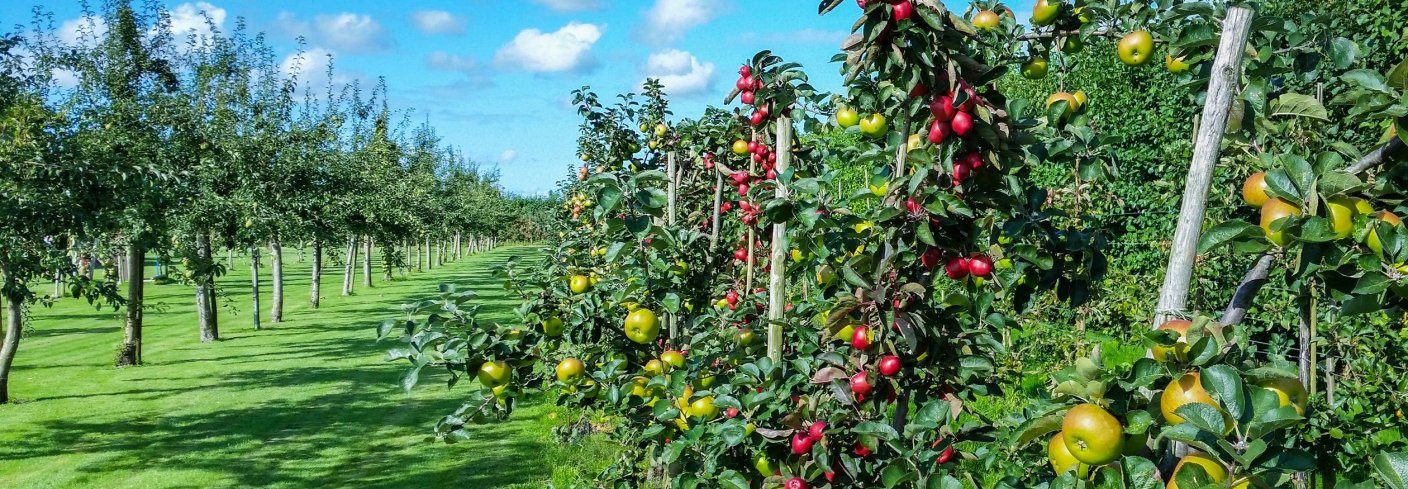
xmin=382 ymin=241 xmax=394 ymax=282
xmin=456 ymin=233 xmax=463 ymax=260
xmin=196 ymin=233 xmax=219 ymax=342
xmin=250 ymin=246 xmax=261 ymax=331
xmin=362 ymin=236 xmax=373 ymax=288
xmin=0 ymin=293 xmax=21 ymax=403
xmin=310 ymin=240 xmax=323 ymax=308
xmin=270 ymin=239 xmax=284 ymax=323
xmin=116 ymin=241 xmax=144 ymax=366
xmin=342 ymin=236 xmax=357 ymax=296
xmin=425 ymin=236 xmax=432 ymax=270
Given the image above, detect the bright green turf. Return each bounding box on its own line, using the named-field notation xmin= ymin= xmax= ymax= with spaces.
xmin=0 ymin=244 xmax=618 ymax=489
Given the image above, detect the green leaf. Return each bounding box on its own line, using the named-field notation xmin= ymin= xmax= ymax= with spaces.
xmin=1013 ymin=414 xmax=1063 ymax=447
xmin=1328 ymin=37 xmax=1360 ymax=70
xmin=1374 ymin=452 xmax=1408 ymax=489
xmin=717 ymin=470 xmax=749 ymax=489
xmin=853 ymin=421 xmax=900 ymax=440
xmin=1198 ymin=221 xmax=1261 ymax=253
xmin=1268 ymin=93 xmax=1329 ymax=120
xmin=1121 ymin=456 xmax=1163 ymax=489
xmin=882 ymin=462 xmax=919 ymax=488
xmin=1201 ymin=364 xmax=1247 ymax=424
xmin=1173 ymin=402 xmax=1227 ymax=436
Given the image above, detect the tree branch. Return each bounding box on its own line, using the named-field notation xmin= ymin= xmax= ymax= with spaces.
xmin=1219 ymin=253 xmax=1275 ymax=326
xmin=1347 ymin=137 xmax=1408 ymax=175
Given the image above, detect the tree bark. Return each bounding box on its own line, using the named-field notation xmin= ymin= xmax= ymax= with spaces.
xmin=270 ymin=239 xmax=284 ymax=323
xmin=455 ymin=233 xmax=462 ymax=260
xmin=0 ymin=293 xmax=21 ymax=403
xmin=342 ymin=236 xmax=356 ymax=296
xmin=116 ymin=241 xmax=144 ymax=366
xmin=196 ymin=233 xmax=219 ymax=342
xmin=362 ymin=236 xmax=373 ymax=288
xmin=250 ymin=246 xmax=261 ymax=331
xmin=310 ymin=240 xmax=323 ymax=308
xmin=425 ymin=236 xmax=432 ymax=270
xmin=382 ymin=241 xmax=394 ymax=282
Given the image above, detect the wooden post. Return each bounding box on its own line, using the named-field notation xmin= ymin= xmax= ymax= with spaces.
xmin=1152 ymin=6 xmax=1255 ymax=329
xmin=766 ymin=118 xmax=793 ymax=362
xmin=666 ymin=152 xmax=679 ymax=341
xmin=709 ymin=172 xmax=724 ymax=254
xmin=1149 ymin=7 xmax=1255 ymax=464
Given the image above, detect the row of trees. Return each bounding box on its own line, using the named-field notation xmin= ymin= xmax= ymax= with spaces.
xmin=0 ymin=2 xmax=551 ymax=403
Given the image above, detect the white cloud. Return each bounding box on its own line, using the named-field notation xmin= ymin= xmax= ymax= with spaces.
xmin=52 ymin=69 xmax=80 ymax=88
xmin=168 ymin=2 xmax=226 ymax=42
xmin=494 ymin=22 xmax=603 ymax=73
xmin=529 ymin=0 xmax=603 ymax=11
xmin=643 ymin=49 xmax=714 ymax=95
xmin=410 ymin=10 xmax=465 ymax=35
xmin=640 ymin=0 xmax=718 ymax=45
xmin=426 ymin=51 xmax=478 ymax=72
xmin=500 ymin=150 xmax=518 ymax=162
xmin=57 ymin=15 xmax=107 ymax=46
xmin=278 ymin=12 xmax=391 ymax=54
xmin=280 ymin=48 xmax=335 ymax=83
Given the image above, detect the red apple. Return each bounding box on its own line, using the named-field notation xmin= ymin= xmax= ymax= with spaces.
xmin=892 ymin=1 xmax=914 ymax=21
xmin=951 ymin=111 xmax=973 ymax=137
xmin=921 ymin=247 xmax=943 ymax=269
xmin=906 ymin=198 xmax=922 ymax=214
xmin=791 ymin=432 xmax=815 ymax=455
xmin=969 ymin=254 xmax=993 ymax=278
xmin=879 ymin=355 xmax=902 ymax=376
xmin=854 ymin=443 xmax=872 ymax=457
xmin=734 ymin=248 xmax=748 ymax=261
xmin=850 ymin=371 xmax=874 ymax=396
xmin=741 ymin=91 xmax=755 ymax=105
xmin=928 ymin=119 xmax=951 ymax=144
xmin=785 ymin=478 xmax=809 ymax=489
xmin=930 ymin=94 xmax=956 ymax=121
xmin=851 ymin=326 xmax=872 ymax=349
xmin=809 ymin=420 xmax=828 ymax=440
xmin=945 ymin=256 xmax=971 ymax=279
xmin=725 ymin=407 xmax=739 ymax=418
xmin=738 ymin=65 xmax=751 ymax=77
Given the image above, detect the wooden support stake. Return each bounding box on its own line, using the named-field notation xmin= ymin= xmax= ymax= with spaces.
xmin=1153 ymin=5 xmax=1255 ymax=330
xmin=1152 ymin=6 xmax=1255 ymax=464
xmin=666 ymin=152 xmax=679 ymax=341
xmin=766 ymin=118 xmax=793 ymax=362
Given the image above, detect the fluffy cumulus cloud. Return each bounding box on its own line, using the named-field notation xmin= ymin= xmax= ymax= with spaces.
xmin=494 ymin=22 xmax=603 ymax=73
xmin=643 ymin=49 xmax=714 ymax=96
xmin=57 ymin=15 xmax=107 ymax=46
xmin=278 ymin=12 xmax=391 ymax=54
xmin=410 ymin=10 xmax=465 ymax=35
xmin=168 ymin=2 xmax=226 ymax=42
xmin=529 ymin=0 xmax=604 ymax=12
xmin=639 ymin=0 xmax=719 ymax=45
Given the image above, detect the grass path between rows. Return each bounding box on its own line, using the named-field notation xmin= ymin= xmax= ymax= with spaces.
xmin=0 ymin=244 xmax=616 ymax=489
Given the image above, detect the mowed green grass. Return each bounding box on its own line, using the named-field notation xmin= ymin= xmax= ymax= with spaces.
xmin=0 ymin=244 xmax=618 ymax=489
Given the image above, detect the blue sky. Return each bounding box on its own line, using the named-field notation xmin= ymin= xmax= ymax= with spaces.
xmin=3 ymin=0 xmax=1032 ymax=195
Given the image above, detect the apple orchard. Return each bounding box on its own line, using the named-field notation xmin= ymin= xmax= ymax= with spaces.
xmin=383 ymin=1 xmax=1408 ymax=488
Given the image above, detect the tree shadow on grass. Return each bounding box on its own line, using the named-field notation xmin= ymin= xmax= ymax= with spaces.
xmin=1 ymin=363 xmax=556 ymax=488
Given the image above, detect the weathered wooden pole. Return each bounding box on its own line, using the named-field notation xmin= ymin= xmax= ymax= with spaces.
xmin=1151 ymin=6 xmax=1255 ymax=463
xmin=666 ymin=151 xmax=679 ymax=341
xmin=766 ymin=117 xmax=793 ymax=362
xmin=1152 ymin=6 xmax=1255 ymax=329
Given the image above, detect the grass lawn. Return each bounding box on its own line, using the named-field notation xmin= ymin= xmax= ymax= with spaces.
xmin=0 ymin=244 xmax=618 ymax=489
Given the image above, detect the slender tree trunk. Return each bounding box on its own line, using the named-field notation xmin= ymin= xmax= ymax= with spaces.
xmin=456 ymin=233 xmax=463 ymax=260
xmin=362 ymin=236 xmax=373 ymax=288
xmin=425 ymin=236 xmax=432 ymax=270
xmin=270 ymin=239 xmax=284 ymax=323
xmin=382 ymin=241 xmax=394 ymax=282
xmin=0 ymin=292 xmax=21 ymax=403
xmin=310 ymin=240 xmax=323 ymax=308
xmin=250 ymin=246 xmax=261 ymax=331
xmin=342 ymin=236 xmax=357 ymax=296
xmin=196 ymin=233 xmax=219 ymax=342
xmin=116 ymin=241 xmax=144 ymax=366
